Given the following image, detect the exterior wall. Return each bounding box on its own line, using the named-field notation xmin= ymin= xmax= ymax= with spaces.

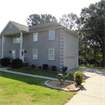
xmin=2 ymin=23 xmax=20 ymax=35
xmin=23 ymin=29 xmax=61 ymax=70
xmin=0 ymin=36 xmax=2 ymax=58
xmin=1 ymin=22 xmax=78 ymax=71
xmin=4 ymin=35 xmax=20 ymax=59
xmin=63 ymin=30 xmax=78 ymax=70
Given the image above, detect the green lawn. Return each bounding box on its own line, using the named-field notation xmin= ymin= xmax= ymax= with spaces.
xmin=79 ymin=65 xmax=105 ymax=70
xmin=0 ymin=71 xmax=76 ymax=105
xmin=7 ymin=68 xmax=74 ymax=80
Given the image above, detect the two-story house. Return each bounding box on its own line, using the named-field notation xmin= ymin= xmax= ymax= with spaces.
xmin=0 ymin=21 xmax=78 ymax=70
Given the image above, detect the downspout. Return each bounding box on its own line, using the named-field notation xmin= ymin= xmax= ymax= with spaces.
xmin=20 ymin=31 xmax=23 ymax=59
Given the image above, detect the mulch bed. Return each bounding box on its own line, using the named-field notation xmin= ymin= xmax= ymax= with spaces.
xmin=45 ymin=80 xmax=82 ymax=92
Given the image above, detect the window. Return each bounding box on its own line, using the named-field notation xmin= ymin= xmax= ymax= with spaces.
xmin=33 ymin=33 xmax=38 ymax=41
xmin=12 ymin=50 xmax=15 ymax=59
xmin=13 ymin=37 xmax=20 ymax=43
xmin=49 ymin=30 xmax=55 ymax=40
xmin=33 ymin=49 xmax=38 ymax=60
xmin=48 ymin=48 xmax=55 ymax=60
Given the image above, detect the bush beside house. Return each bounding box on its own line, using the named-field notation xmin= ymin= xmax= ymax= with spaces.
xmin=42 ymin=64 xmax=49 ymax=70
xmin=51 ymin=66 xmax=56 ymax=71
xmin=11 ymin=59 xmax=23 ymax=69
xmin=0 ymin=58 xmax=10 ymax=67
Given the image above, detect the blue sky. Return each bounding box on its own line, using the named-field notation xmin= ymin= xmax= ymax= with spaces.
xmin=0 ymin=0 xmax=100 ymax=32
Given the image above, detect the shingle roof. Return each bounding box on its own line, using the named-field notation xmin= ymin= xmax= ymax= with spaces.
xmin=1 ymin=21 xmax=78 ymax=36
xmin=29 ymin=22 xmax=63 ymax=32
xmin=10 ymin=21 xmax=29 ymax=32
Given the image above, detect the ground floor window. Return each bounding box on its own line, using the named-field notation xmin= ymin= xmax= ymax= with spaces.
xmin=48 ymin=48 xmax=55 ymax=60
xmin=12 ymin=50 xmax=15 ymax=59
xmin=33 ymin=49 xmax=38 ymax=60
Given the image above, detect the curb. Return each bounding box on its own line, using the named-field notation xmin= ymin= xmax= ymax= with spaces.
xmin=45 ymin=80 xmax=83 ymax=92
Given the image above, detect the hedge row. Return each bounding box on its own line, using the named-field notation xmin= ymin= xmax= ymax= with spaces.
xmin=31 ymin=64 xmax=57 ymax=71
xmin=0 ymin=58 xmax=23 ymax=69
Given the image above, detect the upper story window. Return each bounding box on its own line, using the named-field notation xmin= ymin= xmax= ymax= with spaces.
xmin=49 ymin=30 xmax=55 ymax=40
xmin=13 ymin=37 xmax=20 ymax=43
xmin=48 ymin=48 xmax=55 ymax=60
xmin=33 ymin=49 xmax=38 ymax=60
xmin=33 ymin=33 xmax=38 ymax=41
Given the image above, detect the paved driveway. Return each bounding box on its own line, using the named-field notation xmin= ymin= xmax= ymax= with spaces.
xmin=65 ymin=68 xmax=105 ymax=105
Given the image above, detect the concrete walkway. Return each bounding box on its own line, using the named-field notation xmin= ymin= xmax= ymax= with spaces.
xmin=0 ymin=67 xmax=105 ymax=105
xmin=65 ymin=68 xmax=105 ymax=105
xmin=0 ymin=67 xmax=73 ymax=82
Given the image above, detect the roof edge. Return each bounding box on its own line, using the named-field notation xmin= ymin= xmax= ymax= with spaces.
xmin=1 ymin=21 xmax=21 ymax=35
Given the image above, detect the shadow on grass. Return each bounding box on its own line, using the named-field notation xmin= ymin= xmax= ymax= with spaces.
xmin=0 ymin=71 xmax=47 ymax=87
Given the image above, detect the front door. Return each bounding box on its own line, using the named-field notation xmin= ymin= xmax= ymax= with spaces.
xmin=21 ymin=49 xmax=24 ymax=62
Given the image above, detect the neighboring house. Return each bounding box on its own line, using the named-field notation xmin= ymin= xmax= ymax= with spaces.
xmin=0 ymin=21 xmax=79 ymax=70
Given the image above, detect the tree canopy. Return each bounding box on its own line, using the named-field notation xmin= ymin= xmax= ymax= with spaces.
xmin=78 ymin=1 xmax=105 ymax=67
xmin=59 ymin=1 xmax=105 ymax=67
xmin=59 ymin=13 xmax=79 ymax=30
xmin=27 ymin=14 xmax=57 ymax=26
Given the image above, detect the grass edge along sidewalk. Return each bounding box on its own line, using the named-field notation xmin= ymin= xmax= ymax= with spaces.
xmin=7 ymin=68 xmax=74 ymax=80
xmin=79 ymin=65 xmax=105 ymax=70
xmin=0 ymin=71 xmax=76 ymax=105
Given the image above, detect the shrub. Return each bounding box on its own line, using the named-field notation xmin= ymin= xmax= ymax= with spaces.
xmin=62 ymin=66 xmax=68 ymax=73
xmin=38 ymin=66 xmax=42 ymax=69
xmin=51 ymin=66 xmax=56 ymax=71
xmin=42 ymin=64 xmax=48 ymax=70
xmin=0 ymin=58 xmax=10 ymax=67
xmin=57 ymin=73 xmax=69 ymax=85
xmin=31 ymin=64 xmax=35 ymax=68
xmin=11 ymin=59 xmax=23 ymax=68
xmin=74 ymin=71 xmax=84 ymax=85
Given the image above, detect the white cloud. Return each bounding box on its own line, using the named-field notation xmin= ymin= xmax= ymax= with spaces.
xmin=0 ymin=0 xmax=100 ymax=32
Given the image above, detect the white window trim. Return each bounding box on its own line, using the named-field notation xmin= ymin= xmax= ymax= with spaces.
xmin=49 ymin=30 xmax=55 ymax=40
xmin=33 ymin=33 xmax=38 ymax=42
xmin=13 ymin=37 xmax=21 ymax=44
xmin=33 ymin=49 xmax=38 ymax=60
xmin=12 ymin=50 xmax=16 ymax=59
xmin=48 ymin=48 xmax=55 ymax=60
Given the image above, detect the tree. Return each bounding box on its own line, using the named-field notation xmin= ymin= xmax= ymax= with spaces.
xmin=27 ymin=14 xmax=57 ymax=26
xmin=78 ymin=1 xmax=105 ymax=67
xmin=59 ymin=13 xmax=79 ymax=30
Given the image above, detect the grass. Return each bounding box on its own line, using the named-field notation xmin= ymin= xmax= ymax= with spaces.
xmin=7 ymin=68 xmax=74 ymax=80
xmin=79 ymin=65 xmax=105 ymax=70
xmin=0 ymin=71 xmax=76 ymax=105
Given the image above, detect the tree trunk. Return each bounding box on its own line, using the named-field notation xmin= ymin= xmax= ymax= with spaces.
xmin=102 ymin=44 xmax=105 ymax=67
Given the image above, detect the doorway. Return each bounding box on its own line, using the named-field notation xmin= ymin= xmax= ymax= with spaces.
xmin=21 ymin=49 xmax=24 ymax=62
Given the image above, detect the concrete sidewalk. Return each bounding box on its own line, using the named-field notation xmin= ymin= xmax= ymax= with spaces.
xmin=0 ymin=67 xmax=105 ymax=105
xmin=0 ymin=67 xmax=73 ymax=82
xmin=65 ymin=68 xmax=105 ymax=105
